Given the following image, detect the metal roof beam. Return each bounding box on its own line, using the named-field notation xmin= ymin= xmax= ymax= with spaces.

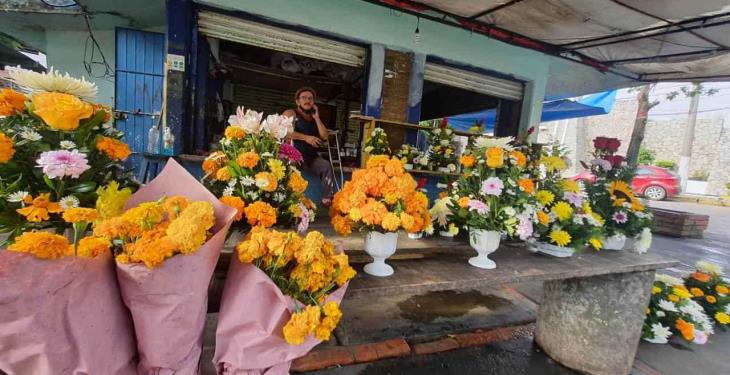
xmin=606 ymin=49 xmax=727 ymax=65
xmin=468 ymin=0 xmax=526 ymax=20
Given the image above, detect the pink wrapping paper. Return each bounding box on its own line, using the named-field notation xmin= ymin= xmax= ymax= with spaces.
xmin=213 ymin=259 xmax=348 ymax=375
xmin=0 ymin=251 xmax=137 ymax=375
xmin=116 ymin=159 xmax=237 ymax=375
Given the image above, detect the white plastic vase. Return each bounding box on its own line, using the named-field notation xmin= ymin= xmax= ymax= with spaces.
xmin=468 ymin=229 xmax=501 ymax=269
xmin=363 ymin=231 xmax=398 ymax=277
xmin=603 ymin=234 xmax=627 ymax=250
xmin=533 ymin=241 xmax=574 ymax=258
xmin=404 ymin=164 xmax=414 ymax=170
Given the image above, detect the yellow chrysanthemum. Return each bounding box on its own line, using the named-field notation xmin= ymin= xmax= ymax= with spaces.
xmin=9 ymin=231 xmax=70 ymax=259
xmin=716 ymin=312 xmax=730 ymax=325
xmin=652 ymin=286 xmax=661 ymax=295
xmin=268 ymin=159 xmax=286 ymax=180
xmin=165 ymin=201 xmax=215 ymax=254
xmin=96 ymin=181 xmax=133 ymax=219
xmin=672 ymin=286 xmax=692 ymax=300
xmin=548 ymin=230 xmax=571 ymax=247
xmin=588 ymin=237 xmax=602 ymax=250
xmin=539 ymin=156 xmax=567 ymax=172
xmin=562 ymin=179 xmax=580 ymax=193
xmin=535 ymin=190 xmax=555 ymax=206
xmin=551 ymin=201 xmax=573 ymax=221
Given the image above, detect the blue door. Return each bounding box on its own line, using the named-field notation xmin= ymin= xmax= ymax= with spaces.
xmin=115 ymin=28 xmax=165 ymax=171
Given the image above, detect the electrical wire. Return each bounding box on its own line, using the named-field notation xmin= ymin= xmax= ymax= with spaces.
xmin=82 ymin=13 xmax=114 ymax=82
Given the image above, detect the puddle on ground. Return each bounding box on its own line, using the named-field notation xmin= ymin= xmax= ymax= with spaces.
xmin=397 ymin=289 xmax=512 ymax=324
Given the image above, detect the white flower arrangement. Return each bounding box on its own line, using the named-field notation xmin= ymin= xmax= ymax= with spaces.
xmin=7 ymin=66 xmax=98 ymax=99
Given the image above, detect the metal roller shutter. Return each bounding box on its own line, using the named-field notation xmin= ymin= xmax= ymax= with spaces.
xmin=424 ymin=63 xmax=523 ymax=101
xmin=197 ymin=11 xmax=367 ymax=68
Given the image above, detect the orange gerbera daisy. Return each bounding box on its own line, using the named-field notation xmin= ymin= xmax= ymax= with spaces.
xmin=16 ymin=193 xmax=63 ymax=222
xmin=517 ymin=178 xmax=534 ymax=194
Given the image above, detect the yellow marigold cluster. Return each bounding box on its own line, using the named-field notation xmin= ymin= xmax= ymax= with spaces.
xmin=0 ymin=88 xmax=27 ymax=116
xmin=0 ymin=132 xmax=15 ymax=164
xmin=236 ymin=227 xmax=354 ymax=345
xmin=95 ymin=136 xmax=132 ymax=161
xmin=330 ymin=155 xmax=430 ymax=235
xmin=8 ymin=231 xmax=71 ymax=259
xmin=97 ymin=196 xmax=216 ymax=268
xmin=287 ymin=169 xmax=308 ymax=194
xmin=62 ymin=207 xmax=100 ymax=223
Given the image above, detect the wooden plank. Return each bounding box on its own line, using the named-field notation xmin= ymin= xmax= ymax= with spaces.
xmin=350 ymin=114 xmax=481 ymax=138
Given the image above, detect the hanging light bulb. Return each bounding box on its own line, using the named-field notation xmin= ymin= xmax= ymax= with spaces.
xmin=414 ymin=16 xmax=421 ymax=45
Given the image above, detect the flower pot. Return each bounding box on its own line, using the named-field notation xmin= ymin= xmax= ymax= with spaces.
xmin=438 ymin=167 xmax=450 ymax=173
xmin=468 ymin=228 xmax=500 ymax=269
xmin=363 ymin=231 xmax=398 ymax=277
xmin=404 ymin=164 xmax=414 ymax=170
xmin=439 ymin=230 xmax=454 ymax=238
xmin=532 ymin=241 xmax=574 ymax=258
xmin=603 ymin=234 xmax=627 ymax=250
xmin=407 ymin=232 xmax=422 ymax=239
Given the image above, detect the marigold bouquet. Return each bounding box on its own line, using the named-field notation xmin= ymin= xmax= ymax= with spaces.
xmin=202 ymin=106 xmax=314 ymax=233
xmin=426 ymin=126 xmax=458 ymax=172
xmin=643 ymin=273 xmax=714 ymax=345
xmin=0 ymin=67 xmax=135 ymax=244
xmin=363 ymin=127 xmax=391 ymax=156
xmin=448 ymin=136 xmax=533 ymax=238
xmin=582 ymin=136 xmax=652 ymax=251
xmin=683 ymin=261 xmax=729 ymax=329
xmin=330 ymin=155 xmax=431 ymax=235
xmin=213 ymin=227 xmax=354 ymax=373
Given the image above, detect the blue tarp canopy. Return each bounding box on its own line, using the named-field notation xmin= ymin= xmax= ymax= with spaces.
xmin=446 ymin=90 xmax=617 ymax=133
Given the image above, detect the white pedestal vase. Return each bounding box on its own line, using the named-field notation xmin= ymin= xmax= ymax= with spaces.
xmin=603 ymin=234 xmax=627 ymax=250
xmin=363 ymin=231 xmax=398 ymax=277
xmin=404 ymin=163 xmax=414 ymax=170
xmin=532 ymin=241 xmax=574 ymax=258
xmin=468 ymin=229 xmax=500 ymax=269
xmin=407 ymin=232 xmax=423 ymax=239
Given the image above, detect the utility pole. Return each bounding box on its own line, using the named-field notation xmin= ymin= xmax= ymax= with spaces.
xmin=678 ymin=82 xmax=701 ymax=193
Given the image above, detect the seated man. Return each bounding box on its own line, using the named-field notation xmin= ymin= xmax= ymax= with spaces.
xmin=283 ymin=87 xmax=336 ymax=207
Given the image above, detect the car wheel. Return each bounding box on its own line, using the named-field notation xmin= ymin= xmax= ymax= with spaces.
xmin=644 ymin=185 xmax=667 ymax=201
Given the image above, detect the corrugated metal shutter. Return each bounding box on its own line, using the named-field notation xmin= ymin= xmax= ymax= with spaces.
xmin=197 ymin=11 xmax=366 ymax=67
xmin=424 ymin=63 xmax=523 ymax=101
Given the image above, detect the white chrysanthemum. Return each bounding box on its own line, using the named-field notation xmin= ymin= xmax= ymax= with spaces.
xmin=59 ymin=195 xmax=80 ymax=210
xmin=656 ymin=310 xmax=665 ymax=318
xmin=657 ymin=299 xmax=678 ymax=313
xmin=646 ymin=323 xmax=672 ymax=344
xmin=474 ymin=136 xmax=515 ymax=151
xmin=696 ymin=261 xmax=722 ymax=276
xmin=7 ymin=66 xmax=98 ymax=99
xmin=634 ymin=227 xmax=652 ymax=254
xmin=240 ymin=176 xmax=255 ymax=186
xmin=19 ymin=129 xmax=42 ymax=141
xmin=273 ymin=192 xmax=286 ymax=203
xmin=222 ymin=186 xmax=234 ymax=197
xmin=655 ymin=273 xmax=684 ymax=286
xmin=7 ymin=191 xmax=29 ymax=203
xmin=60 ymin=141 xmax=76 ymax=150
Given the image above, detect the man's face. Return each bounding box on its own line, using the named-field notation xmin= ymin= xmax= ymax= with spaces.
xmin=296 ymin=91 xmax=315 ymax=111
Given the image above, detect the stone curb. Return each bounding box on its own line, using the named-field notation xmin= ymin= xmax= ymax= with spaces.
xmin=291 ymin=324 xmax=535 ymax=373
xmin=671 ymin=195 xmax=730 ymax=207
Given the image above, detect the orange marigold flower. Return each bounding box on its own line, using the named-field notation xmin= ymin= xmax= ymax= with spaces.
xmin=220 ymin=196 xmax=245 ymax=221
xmin=119 ymin=227 xmax=176 ymax=268
xmin=287 ymin=169 xmax=308 ymax=194
xmin=485 ymin=147 xmax=504 ymax=168
xmin=510 ymin=150 xmax=527 ymax=168
xmin=366 ymin=154 xmax=391 ymax=170
xmin=0 ymin=88 xmax=26 ymax=116
xmin=236 ymin=151 xmax=260 ymax=169
xmin=244 ymin=201 xmax=277 ymax=228
xmin=706 ymin=295 xmax=717 ymax=304
xmin=224 ymin=126 xmax=246 ymax=140
xmin=458 ymin=196 xmax=470 ymax=208
xmin=255 ymin=171 xmax=278 ymax=192
xmin=384 ymin=158 xmax=405 ymax=177
xmin=8 ymin=231 xmax=70 ymax=259
xmin=691 ymin=271 xmax=712 ymax=283
xmin=16 ymin=193 xmax=63 ymax=222
xmin=215 ymin=166 xmax=233 ymax=182
xmin=96 ymin=136 xmax=131 ymax=160
xmin=690 ymin=287 xmax=704 ymax=298
xmin=75 ymin=236 xmax=111 ymax=258
xmin=94 ymin=216 xmax=142 ymax=239
xmin=460 ymin=154 xmax=476 ymax=168
xmin=203 ymin=151 xmax=227 ymax=175
xmin=537 ymin=211 xmax=550 ymax=226
xmin=517 ymin=178 xmax=534 ymax=194
xmin=32 ymin=92 xmax=93 ymax=131
xmin=361 ymin=199 xmax=388 ymax=226
xmin=675 ymin=319 xmax=695 ymax=341
xmin=400 ymin=212 xmax=416 ymax=233
xmin=0 ymin=132 xmax=15 ymax=164
xmin=62 ymin=207 xmax=100 ymax=223
xmin=331 ymin=215 xmax=353 ymax=236
xmin=163 ymin=196 xmax=190 ymax=219
xmin=92 ymin=103 xmax=113 ymax=123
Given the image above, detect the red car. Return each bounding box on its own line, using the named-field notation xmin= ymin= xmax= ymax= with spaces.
xmin=571 ymin=165 xmax=680 ymax=201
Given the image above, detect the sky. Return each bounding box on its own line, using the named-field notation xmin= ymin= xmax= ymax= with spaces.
xmin=614 ymin=82 xmax=730 ymax=122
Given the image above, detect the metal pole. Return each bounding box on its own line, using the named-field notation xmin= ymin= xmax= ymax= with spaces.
xmin=678 ymin=84 xmax=700 ymax=193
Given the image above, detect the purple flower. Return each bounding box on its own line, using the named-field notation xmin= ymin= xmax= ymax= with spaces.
xmin=297 ymin=203 xmax=310 ymax=234
xmin=480 ymin=177 xmax=504 ymax=196
xmin=563 ymin=192 xmax=584 ymax=207
xmin=516 ymin=213 xmax=533 ymax=240
xmin=612 ymin=211 xmax=628 ymax=224
xmin=590 ymin=158 xmax=612 ymax=171
xmin=36 ymin=150 xmax=90 ymax=179
xmin=467 ymin=199 xmax=489 ymax=215
xmin=279 ymin=143 xmax=303 ymax=165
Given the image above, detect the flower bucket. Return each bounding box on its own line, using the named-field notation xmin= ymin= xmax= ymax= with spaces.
xmin=468 ymin=228 xmax=500 ymax=269
xmin=363 ymin=231 xmax=398 ymax=277
xmin=404 ymin=163 xmax=413 ymax=170
xmin=604 ymin=234 xmax=627 ymax=250
xmin=438 ymin=167 xmax=450 ymax=173
xmin=407 ymin=232 xmax=423 ymax=239
xmin=439 ymin=230 xmax=454 ymax=238
xmin=532 ymin=241 xmax=575 ymax=258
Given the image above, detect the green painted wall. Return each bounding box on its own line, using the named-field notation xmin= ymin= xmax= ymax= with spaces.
xmin=197 ymin=0 xmax=551 ymax=132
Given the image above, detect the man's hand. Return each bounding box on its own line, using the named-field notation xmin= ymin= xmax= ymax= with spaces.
xmin=305 ymin=135 xmax=323 ymax=148
xmin=312 ymin=104 xmax=320 ymax=120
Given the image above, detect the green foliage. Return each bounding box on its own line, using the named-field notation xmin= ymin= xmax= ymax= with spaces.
xmin=638 ymin=147 xmax=656 ymax=165
xmin=655 ymin=160 xmax=677 ymax=170
xmin=689 ymin=170 xmax=709 ymax=181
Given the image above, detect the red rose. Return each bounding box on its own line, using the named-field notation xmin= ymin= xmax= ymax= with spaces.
xmin=606 ymin=138 xmax=621 ymax=151
xmin=606 ymin=155 xmax=625 ymax=168
xmin=417 ymin=178 xmax=427 ymax=189
xmin=593 ymin=137 xmax=609 ymax=150
xmin=441 ymin=117 xmax=448 ymax=128
xmin=527 ymin=126 xmax=535 ymax=135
